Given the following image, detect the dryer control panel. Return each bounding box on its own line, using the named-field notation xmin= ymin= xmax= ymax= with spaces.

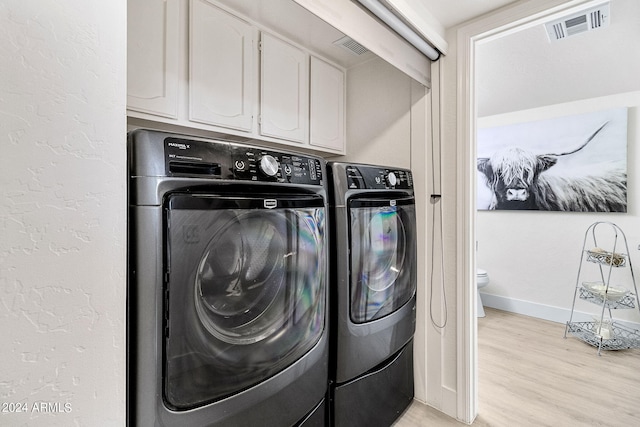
xmin=162 ymin=137 xmax=323 ymax=186
xmin=345 ymin=165 xmax=413 ymax=190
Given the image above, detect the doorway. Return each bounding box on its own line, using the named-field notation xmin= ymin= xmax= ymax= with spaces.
xmin=452 ymin=0 xmax=618 ymax=422
xmin=456 ymin=0 xmax=638 ymax=421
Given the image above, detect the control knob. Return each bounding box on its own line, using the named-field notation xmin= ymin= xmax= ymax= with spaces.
xmin=387 ymin=172 xmax=398 ymax=187
xmin=259 ymin=154 xmax=280 ymax=177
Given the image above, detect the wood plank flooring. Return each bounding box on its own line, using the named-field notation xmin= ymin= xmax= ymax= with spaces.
xmin=394 ymin=308 xmax=640 ymax=426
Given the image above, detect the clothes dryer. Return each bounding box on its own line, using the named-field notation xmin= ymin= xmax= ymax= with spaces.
xmin=327 ymin=162 xmax=417 ymax=427
xmin=127 ymin=129 xmax=329 ymax=426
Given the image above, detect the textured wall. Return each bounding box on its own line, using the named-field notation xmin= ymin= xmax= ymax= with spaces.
xmin=0 ymin=1 xmax=126 ymax=425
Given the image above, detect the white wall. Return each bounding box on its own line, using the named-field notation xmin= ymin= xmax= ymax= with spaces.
xmin=475 ymin=0 xmax=640 ymax=326
xmin=342 ymin=56 xmax=414 ymax=168
xmin=476 ymin=0 xmax=640 ymax=117
xmin=0 ymin=1 xmax=126 ymax=426
xmin=477 ymin=93 xmax=640 ymax=325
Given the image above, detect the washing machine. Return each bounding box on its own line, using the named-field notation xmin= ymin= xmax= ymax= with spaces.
xmin=327 ymin=162 xmax=417 ymax=427
xmin=127 ymin=129 xmax=329 ymax=426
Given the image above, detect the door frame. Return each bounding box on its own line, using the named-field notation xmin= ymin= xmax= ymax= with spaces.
xmin=454 ymin=0 xmax=602 ymax=422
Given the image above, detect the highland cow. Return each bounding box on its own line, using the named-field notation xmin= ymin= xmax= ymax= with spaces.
xmin=477 ymin=123 xmax=627 ymax=212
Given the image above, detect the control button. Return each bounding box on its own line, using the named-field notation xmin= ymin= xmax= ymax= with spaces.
xmin=387 ymin=172 xmax=398 ymax=187
xmin=283 ymin=164 xmax=292 ymax=175
xmin=234 ymin=160 xmax=246 ymax=171
xmin=259 ymin=155 xmax=279 ymax=177
xmin=308 ymin=159 xmax=316 ymax=181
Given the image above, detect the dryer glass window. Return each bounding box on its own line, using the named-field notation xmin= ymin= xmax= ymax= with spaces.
xmin=349 ymin=198 xmax=416 ymax=323
xmin=163 ymin=194 xmax=326 ymax=410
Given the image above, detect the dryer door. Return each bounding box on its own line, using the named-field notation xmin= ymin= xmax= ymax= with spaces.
xmin=163 ymin=193 xmax=326 ymax=410
xmin=348 ymin=196 xmax=416 ymax=323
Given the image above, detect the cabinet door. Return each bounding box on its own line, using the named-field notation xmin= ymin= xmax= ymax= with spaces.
xmin=189 ymin=0 xmax=254 ymax=132
xmin=127 ymin=0 xmax=180 ymax=118
xmin=310 ymin=57 xmax=345 ymax=153
xmin=260 ymin=33 xmax=309 ymax=143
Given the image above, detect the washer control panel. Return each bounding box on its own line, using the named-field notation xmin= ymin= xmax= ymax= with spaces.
xmin=163 ymin=137 xmax=323 ymax=186
xmin=231 ymin=146 xmax=323 ymax=185
xmin=344 ymin=165 xmax=413 ymax=190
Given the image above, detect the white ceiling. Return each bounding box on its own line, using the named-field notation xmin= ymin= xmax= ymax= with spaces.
xmin=417 ymin=0 xmax=520 ymax=28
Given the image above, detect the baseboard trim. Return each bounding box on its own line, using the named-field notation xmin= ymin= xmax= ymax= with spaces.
xmin=480 ymin=293 xmax=640 ymax=329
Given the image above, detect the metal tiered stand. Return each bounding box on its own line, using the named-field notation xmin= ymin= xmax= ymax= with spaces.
xmin=565 ymin=222 xmax=640 ymax=355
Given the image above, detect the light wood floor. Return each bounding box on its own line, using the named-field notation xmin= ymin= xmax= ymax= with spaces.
xmin=394 ymin=308 xmax=640 ymax=426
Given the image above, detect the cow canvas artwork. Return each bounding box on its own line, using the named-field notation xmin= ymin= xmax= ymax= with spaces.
xmin=477 ymin=108 xmax=628 ymax=212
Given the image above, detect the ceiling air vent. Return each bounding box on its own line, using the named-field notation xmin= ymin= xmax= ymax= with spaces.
xmin=333 ymin=36 xmax=369 ymax=56
xmin=544 ymin=2 xmax=610 ymax=42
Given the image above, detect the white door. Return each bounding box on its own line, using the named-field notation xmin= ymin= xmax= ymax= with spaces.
xmin=189 ymin=0 xmax=255 ymax=132
xmin=260 ymin=32 xmax=308 ymax=143
xmin=127 ymin=0 xmax=180 ymax=118
xmin=310 ymin=57 xmax=345 ymax=153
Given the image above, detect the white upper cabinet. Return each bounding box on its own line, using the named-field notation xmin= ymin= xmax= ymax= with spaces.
xmin=127 ymin=0 xmax=180 ymax=118
xmin=260 ymin=32 xmax=309 ymax=143
xmin=127 ymin=0 xmax=347 ymax=154
xmin=309 ymin=56 xmax=345 ymax=153
xmin=189 ymin=0 xmax=255 ymax=132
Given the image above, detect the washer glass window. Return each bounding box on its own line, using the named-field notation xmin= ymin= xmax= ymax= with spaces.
xmin=163 ymin=194 xmax=326 ymax=409
xmin=349 ymin=197 xmax=416 ymax=323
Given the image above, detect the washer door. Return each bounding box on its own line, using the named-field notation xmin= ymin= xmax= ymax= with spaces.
xmin=349 ymin=196 xmax=416 ymax=323
xmin=163 ymin=194 xmax=326 ymax=410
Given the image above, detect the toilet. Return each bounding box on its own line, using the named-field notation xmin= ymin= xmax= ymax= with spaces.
xmin=476 ymin=269 xmax=490 ymax=318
